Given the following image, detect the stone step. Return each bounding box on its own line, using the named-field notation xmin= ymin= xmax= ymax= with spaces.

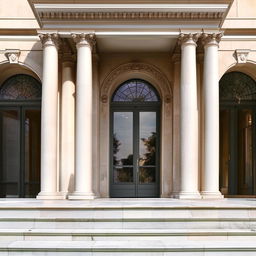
xmin=0 ymin=216 xmax=255 ymax=229
xmin=1 ymin=228 xmax=256 ymax=242
xmin=0 ymin=240 xmax=256 ymax=255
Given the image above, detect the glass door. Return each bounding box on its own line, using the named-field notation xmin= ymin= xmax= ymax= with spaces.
xmin=110 ymin=109 xmax=160 ymax=198
xmin=220 ymin=106 xmax=256 ymax=195
xmin=0 ymin=106 xmax=41 ymax=197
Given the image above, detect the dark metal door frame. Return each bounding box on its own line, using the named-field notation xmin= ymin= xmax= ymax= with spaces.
xmin=0 ymin=101 xmax=41 ymax=197
xmin=110 ymin=103 xmax=161 ymax=198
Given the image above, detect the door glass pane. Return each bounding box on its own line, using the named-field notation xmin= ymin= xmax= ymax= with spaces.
xmin=114 ymin=167 xmax=133 ymax=183
xmin=113 ymin=112 xmax=133 ymax=183
xmin=139 ymin=112 xmax=156 ymax=166
xmin=24 ymin=109 xmax=41 ymax=197
xmin=139 ymin=167 xmax=156 ymax=184
xmin=0 ymin=110 xmax=19 ymax=197
xmin=219 ymin=109 xmax=230 ymax=195
xmin=238 ymin=109 xmax=253 ymax=195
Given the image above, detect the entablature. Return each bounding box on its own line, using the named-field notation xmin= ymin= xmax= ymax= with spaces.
xmin=28 ymin=0 xmax=233 ymax=30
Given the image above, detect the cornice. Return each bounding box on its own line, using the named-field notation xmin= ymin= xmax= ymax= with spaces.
xmin=30 ymin=3 xmax=230 ymax=28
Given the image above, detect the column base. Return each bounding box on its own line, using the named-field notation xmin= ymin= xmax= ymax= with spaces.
xmin=68 ymin=192 xmax=97 ymax=200
xmin=36 ymin=192 xmax=66 ymax=200
xmin=201 ymin=191 xmax=224 ymax=199
xmin=173 ymin=191 xmax=202 ymax=199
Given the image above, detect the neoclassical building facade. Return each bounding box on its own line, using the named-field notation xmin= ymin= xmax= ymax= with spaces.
xmin=0 ymin=0 xmax=256 ymax=200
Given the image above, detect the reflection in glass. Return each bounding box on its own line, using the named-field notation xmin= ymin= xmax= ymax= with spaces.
xmin=114 ymin=167 xmax=133 ymax=183
xmin=139 ymin=112 xmax=156 ymax=166
xmin=238 ymin=109 xmax=253 ymax=195
xmin=25 ymin=110 xmax=41 ymax=197
xmin=0 ymin=110 xmax=19 ymax=197
xmin=113 ymin=112 xmax=133 ymax=166
xmin=139 ymin=167 xmax=156 ymax=183
xmin=219 ymin=110 xmax=230 ymax=195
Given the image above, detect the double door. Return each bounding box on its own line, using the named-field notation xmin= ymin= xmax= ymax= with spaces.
xmin=0 ymin=105 xmax=41 ymax=197
xmin=110 ymin=107 xmax=160 ymax=197
xmin=220 ymin=106 xmax=256 ymax=195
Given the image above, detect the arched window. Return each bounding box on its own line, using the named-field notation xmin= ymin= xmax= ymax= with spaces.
xmin=0 ymin=74 xmax=41 ymax=100
xmin=219 ymin=71 xmax=256 ymax=196
xmin=0 ymin=74 xmax=41 ymax=198
xmin=112 ymin=79 xmax=160 ymax=102
xmin=220 ymin=72 xmax=256 ymax=102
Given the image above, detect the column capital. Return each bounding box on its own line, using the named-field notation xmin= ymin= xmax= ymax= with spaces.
xmin=72 ymin=33 xmax=96 ymax=50
xmin=202 ymin=33 xmax=223 ymax=47
xmin=39 ymin=33 xmax=59 ymax=49
xmin=179 ymin=33 xmax=200 ymax=47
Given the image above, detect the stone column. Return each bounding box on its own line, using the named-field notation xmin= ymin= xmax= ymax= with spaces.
xmin=60 ymin=40 xmax=75 ymax=197
xmin=201 ymin=33 xmax=223 ymax=199
xmin=37 ymin=33 xmax=63 ymax=199
xmin=177 ymin=33 xmax=201 ymax=199
xmin=69 ymin=33 xmax=96 ymax=200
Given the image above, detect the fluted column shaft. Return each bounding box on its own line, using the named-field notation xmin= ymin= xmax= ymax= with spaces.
xmin=178 ymin=33 xmax=201 ymax=199
xmin=201 ymin=33 xmax=223 ymax=199
xmin=69 ymin=34 xmax=96 ymax=200
xmin=37 ymin=34 xmax=62 ymax=199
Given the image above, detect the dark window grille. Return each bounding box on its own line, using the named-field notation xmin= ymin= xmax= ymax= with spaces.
xmin=0 ymin=74 xmax=41 ymax=100
xmin=220 ymin=72 xmax=256 ymax=102
xmin=112 ymin=79 xmax=159 ymax=102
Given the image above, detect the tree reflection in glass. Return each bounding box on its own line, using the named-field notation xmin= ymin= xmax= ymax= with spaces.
xmin=139 ymin=112 xmax=156 ymax=183
xmin=113 ymin=112 xmax=133 ymax=183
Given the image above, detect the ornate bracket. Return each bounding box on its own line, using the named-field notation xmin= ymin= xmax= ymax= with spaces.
xmin=5 ymin=49 xmax=20 ymax=64
xmin=234 ymin=49 xmax=250 ymax=64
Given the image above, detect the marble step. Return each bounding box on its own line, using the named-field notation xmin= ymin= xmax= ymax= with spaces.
xmin=0 ymin=216 xmax=255 ymax=229
xmin=1 ymin=240 xmax=256 ymax=255
xmin=1 ymin=228 xmax=256 ymax=242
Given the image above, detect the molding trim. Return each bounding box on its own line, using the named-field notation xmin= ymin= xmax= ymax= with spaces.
xmin=38 ymin=11 xmax=224 ymax=21
xmin=31 ymin=3 xmax=229 ymax=27
xmin=101 ymin=62 xmax=172 ymax=104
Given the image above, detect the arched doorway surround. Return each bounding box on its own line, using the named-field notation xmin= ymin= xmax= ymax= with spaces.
xmin=0 ymin=74 xmax=41 ymax=198
xmin=99 ymin=62 xmax=172 ymax=197
xmin=220 ymin=71 xmax=256 ymax=196
xmin=110 ymin=79 xmax=161 ymax=197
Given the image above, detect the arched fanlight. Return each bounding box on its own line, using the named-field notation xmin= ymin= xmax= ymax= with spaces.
xmin=220 ymin=72 xmax=256 ymax=103
xmin=0 ymin=74 xmax=41 ymax=100
xmin=112 ymin=79 xmax=160 ymax=102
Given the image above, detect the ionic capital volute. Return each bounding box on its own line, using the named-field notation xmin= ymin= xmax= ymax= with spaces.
xmin=39 ymin=33 xmax=59 ymax=49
